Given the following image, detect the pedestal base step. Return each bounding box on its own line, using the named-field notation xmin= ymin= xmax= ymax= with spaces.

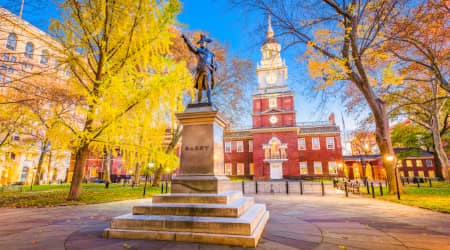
xmin=111 ymin=204 xmax=266 ymax=235
xmin=104 ymin=210 xmax=269 ymax=248
xmin=152 ymin=190 xmax=242 ymax=204
xmin=133 ymin=196 xmax=254 ymax=217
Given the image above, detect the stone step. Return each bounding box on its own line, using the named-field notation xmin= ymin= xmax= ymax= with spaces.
xmin=104 ymin=209 xmax=270 ymax=248
xmin=110 ymin=203 xmax=267 ymax=236
xmin=133 ymin=196 xmax=254 ymax=218
xmin=152 ymin=190 xmax=242 ymax=205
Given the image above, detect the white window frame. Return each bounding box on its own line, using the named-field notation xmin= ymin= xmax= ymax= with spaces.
xmin=312 ymin=137 xmax=320 ymax=150
xmin=328 ymin=161 xmax=337 ymax=175
xmin=406 ymin=160 xmax=413 ymax=167
xmin=269 ymin=96 xmax=277 ymax=108
xmin=225 ymin=163 xmax=232 ymax=175
xmin=236 ymin=141 xmax=244 ymax=152
xmin=25 ymin=42 xmax=34 ymax=58
xmin=326 ymin=137 xmax=335 ymax=150
xmin=6 ymin=33 xmax=17 ymax=51
xmin=237 ymin=163 xmax=244 ymax=176
xmin=299 ymin=162 xmax=308 ymax=175
xmin=426 ymin=159 xmax=432 ymax=167
xmin=416 ymin=160 xmax=423 ymax=167
xmin=40 ymin=49 xmax=49 ymax=65
xmin=298 ymin=138 xmax=306 ymax=150
xmin=224 ymin=141 xmax=231 ymax=153
xmin=249 ymin=140 xmax=253 ymax=152
xmin=313 ymin=161 xmax=323 ymax=175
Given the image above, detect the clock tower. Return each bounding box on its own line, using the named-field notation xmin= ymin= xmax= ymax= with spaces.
xmin=251 ymin=16 xmax=299 ymax=179
xmin=252 ymin=16 xmax=296 ymax=129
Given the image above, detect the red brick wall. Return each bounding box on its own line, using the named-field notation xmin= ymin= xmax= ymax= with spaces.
xmin=297 ymin=135 xmax=343 ymax=177
xmin=253 ymin=94 xmax=295 ymax=128
xmin=398 ymin=158 xmax=436 ymax=177
xmin=224 ymin=139 xmax=253 ymax=176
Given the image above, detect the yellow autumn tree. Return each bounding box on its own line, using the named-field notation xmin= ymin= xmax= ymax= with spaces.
xmin=51 ymin=0 xmax=191 ymax=200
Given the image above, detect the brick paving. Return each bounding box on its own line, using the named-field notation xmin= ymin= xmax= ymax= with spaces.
xmin=0 ymin=194 xmax=449 ymax=250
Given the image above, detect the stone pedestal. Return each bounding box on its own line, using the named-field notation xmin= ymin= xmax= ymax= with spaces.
xmin=103 ymin=104 xmax=269 ymax=247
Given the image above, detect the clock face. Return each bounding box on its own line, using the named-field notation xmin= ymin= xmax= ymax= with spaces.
xmin=269 ymin=115 xmax=278 ymax=124
xmin=265 ymin=72 xmax=277 ymax=85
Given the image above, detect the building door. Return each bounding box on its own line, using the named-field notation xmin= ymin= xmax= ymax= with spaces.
xmin=270 ymin=162 xmax=283 ymax=179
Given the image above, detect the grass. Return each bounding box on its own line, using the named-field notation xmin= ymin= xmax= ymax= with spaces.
xmin=361 ymin=181 xmax=450 ymax=213
xmin=0 ymin=183 xmax=166 ymax=208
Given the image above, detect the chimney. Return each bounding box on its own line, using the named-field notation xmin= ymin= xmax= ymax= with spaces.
xmin=328 ymin=113 xmax=335 ymax=125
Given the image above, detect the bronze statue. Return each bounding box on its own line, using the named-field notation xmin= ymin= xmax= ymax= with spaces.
xmin=181 ymin=33 xmax=217 ymax=104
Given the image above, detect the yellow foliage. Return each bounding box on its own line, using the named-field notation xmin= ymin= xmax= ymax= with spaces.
xmin=382 ymin=63 xmax=404 ymax=85
xmin=307 ymin=45 xmax=349 ymax=88
xmin=50 ymin=0 xmax=193 ymax=194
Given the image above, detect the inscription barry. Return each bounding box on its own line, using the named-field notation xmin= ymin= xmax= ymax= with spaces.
xmin=185 ymin=145 xmax=209 ymax=151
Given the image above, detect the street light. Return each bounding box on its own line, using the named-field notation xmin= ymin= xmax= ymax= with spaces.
xmin=143 ymin=162 xmax=154 ymax=197
xmin=386 ymin=154 xmax=400 ymax=200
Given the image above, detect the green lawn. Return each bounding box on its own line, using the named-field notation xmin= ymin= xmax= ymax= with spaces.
xmin=362 ymin=181 xmax=450 ymax=213
xmin=0 ymin=183 xmax=166 ymax=208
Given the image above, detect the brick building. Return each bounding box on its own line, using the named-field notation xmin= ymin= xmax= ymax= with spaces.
xmin=0 ymin=8 xmax=71 ymax=185
xmin=224 ymin=17 xmax=343 ymax=180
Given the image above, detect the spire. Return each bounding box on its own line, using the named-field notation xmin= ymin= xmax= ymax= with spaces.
xmin=267 ymin=15 xmax=274 ymax=39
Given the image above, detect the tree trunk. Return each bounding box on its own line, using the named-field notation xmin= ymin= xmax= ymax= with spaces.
xmin=372 ymin=100 xmax=402 ymax=194
xmin=46 ymin=150 xmax=52 ymax=184
xmin=152 ymin=166 xmax=162 ymax=187
xmin=67 ymin=143 xmax=89 ymax=200
xmin=430 ymin=82 xmax=449 ymax=180
xmin=134 ymin=162 xmax=141 ymax=185
xmin=103 ymin=147 xmax=112 ymax=188
xmin=33 ymin=142 xmax=47 ymax=186
xmin=432 ymin=149 xmax=443 ymax=179
xmin=359 ymin=85 xmax=403 ymax=194
xmin=431 ymin=113 xmax=449 ymax=180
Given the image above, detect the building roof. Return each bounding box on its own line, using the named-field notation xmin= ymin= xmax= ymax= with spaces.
xmin=344 ymin=148 xmax=434 ymax=160
xmin=263 ymin=37 xmax=279 ymax=45
xmin=394 ymin=148 xmax=434 ymax=158
xmin=299 ymin=125 xmax=340 ymax=134
xmin=224 ymin=122 xmax=341 ymax=140
xmin=224 ymin=130 xmax=252 ymax=139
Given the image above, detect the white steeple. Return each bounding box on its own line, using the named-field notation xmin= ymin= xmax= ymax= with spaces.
xmin=256 ymin=14 xmax=288 ymax=94
xmin=267 ymin=15 xmax=274 ymax=39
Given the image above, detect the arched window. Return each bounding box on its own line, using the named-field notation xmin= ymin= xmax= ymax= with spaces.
xmin=6 ymin=33 xmax=17 ymax=50
xmin=263 ymin=137 xmax=288 ymax=160
xmin=25 ymin=42 xmax=34 ymax=58
xmin=270 ymin=141 xmax=280 ymax=159
xmin=40 ymin=49 xmax=49 ymax=65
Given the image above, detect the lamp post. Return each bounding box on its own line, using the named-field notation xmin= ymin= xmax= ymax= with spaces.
xmin=386 ymin=154 xmax=400 ymax=200
xmin=143 ymin=162 xmax=154 ymax=197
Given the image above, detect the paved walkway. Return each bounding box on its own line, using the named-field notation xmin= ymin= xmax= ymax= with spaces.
xmin=0 ymin=194 xmax=449 ymax=250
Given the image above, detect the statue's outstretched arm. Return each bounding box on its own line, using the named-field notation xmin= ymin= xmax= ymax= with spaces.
xmin=181 ymin=34 xmax=198 ymax=53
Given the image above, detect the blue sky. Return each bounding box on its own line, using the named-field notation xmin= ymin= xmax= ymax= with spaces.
xmin=0 ymin=0 xmax=359 ymax=131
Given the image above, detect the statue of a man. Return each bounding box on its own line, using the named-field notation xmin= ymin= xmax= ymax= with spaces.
xmin=181 ymin=33 xmax=217 ymax=104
